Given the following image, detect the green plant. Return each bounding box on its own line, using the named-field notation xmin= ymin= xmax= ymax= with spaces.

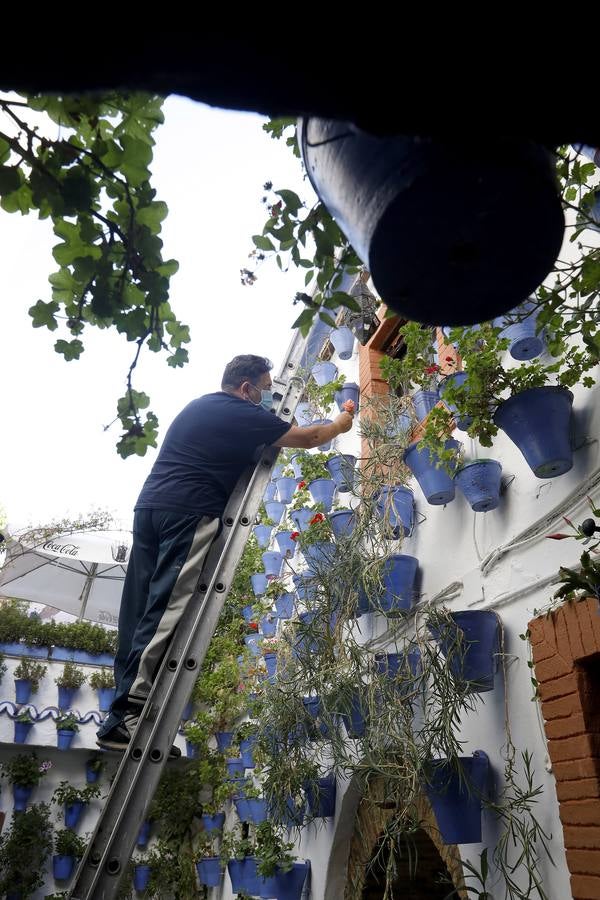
xmin=86 ymin=754 xmax=105 ymax=775
xmin=52 ymin=780 xmax=101 ymax=805
xmin=0 ymin=652 xmax=7 ymax=684
xmin=56 ymin=713 xmax=80 ymax=732
xmin=55 ymin=660 xmax=86 ymax=689
xmin=54 ymin=828 xmax=87 ymax=858
xmin=290 ymin=450 xmax=335 ymax=484
xmin=89 ymin=667 xmax=116 ymax=690
xmin=304 ymin=373 xmax=347 ymax=416
xmin=0 ymin=599 xmax=117 ymax=654
xmin=1 ymin=752 xmax=52 ymax=786
xmin=254 ymin=820 xmax=295 ymax=877
xmin=292 ymin=511 xmax=332 ymax=547
xmin=0 ymin=803 xmax=52 ymax=897
xmin=13 ymin=658 xmax=47 ymax=693
xmin=16 ymin=708 xmax=34 ymax=724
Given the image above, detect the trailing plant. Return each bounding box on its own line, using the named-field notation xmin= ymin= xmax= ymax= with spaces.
xmin=0 ymin=803 xmax=52 ymax=897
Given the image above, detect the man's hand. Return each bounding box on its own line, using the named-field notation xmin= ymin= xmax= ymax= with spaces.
xmin=336 ymin=399 xmax=355 ymax=434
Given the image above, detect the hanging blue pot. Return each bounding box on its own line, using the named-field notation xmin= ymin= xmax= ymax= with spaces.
xmin=494 ymin=300 xmax=545 ymax=360
xmin=303 ymin=540 xmax=337 ymax=574
xmin=228 ymin=857 xmax=262 ymax=895
xmin=214 ymin=731 xmax=234 ymax=753
xmin=250 ymin=573 xmax=268 ymax=596
xmin=260 ymin=615 xmax=277 ymax=637
xmin=271 ymin=463 xmax=285 ymax=481
xmin=65 ymin=800 xmax=85 ymax=828
xmin=425 ymin=751 xmax=490 ymax=844
xmin=329 ymin=509 xmax=356 ymax=539
xmin=387 ymin=410 xmax=413 ymax=437
xmin=201 ymin=812 xmax=225 ymax=832
xmin=291 ymin=453 xmax=306 ymax=479
xmin=242 ymin=604 xmax=254 ymax=623
xmin=264 ymin=500 xmax=286 ymax=525
xmin=244 ymin=635 xmax=262 ymax=657
xmin=379 ymin=554 xmax=419 ymax=614
xmin=263 ymin=482 xmax=277 ymax=502
xmin=428 ymin=610 xmax=500 ymax=692
xmin=275 ymin=530 xmax=297 ymax=558
xmin=233 ymin=797 xmax=252 ymax=823
xmin=57 ymin=729 xmax=76 ymax=750
xmin=295 ymin=402 xmax=316 ymax=427
xmin=262 ymin=551 xmax=284 ymax=578
xmin=293 ymin=611 xmax=319 ymax=658
xmin=412 ymin=388 xmax=440 ymax=421
xmin=312 ymin=419 xmax=334 ymax=451
xmin=275 ymin=592 xmax=295 ymax=619
xmin=303 ymin=695 xmax=332 ymax=738
xmin=290 ymin=507 xmax=314 ymax=532
xmin=439 ymin=371 xmax=473 ymax=431
xmin=13 ymin=721 xmax=32 ymax=744
xmin=253 ymin=524 xmax=273 ymax=548
xmin=307 ymin=477 xmax=336 ymax=511
xmin=276 ymin=476 xmax=297 ymax=504
xmin=133 ymin=863 xmax=152 ymax=891
xmin=340 ymin=692 xmax=368 ymax=738
xmin=137 ymin=819 xmax=152 ymax=846
xmin=196 ymin=857 xmax=223 ymax=887
xmin=14 ymin=679 xmax=32 ymax=704
xmin=330 ymin=325 xmax=355 ymax=360
xmin=312 ymin=359 xmax=338 ymax=385
xmin=57 ymin=686 xmax=76 ymax=709
xmin=53 ymin=855 xmax=75 ymax=880
xmin=259 ymin=862 xmax=310 ymax=900
xmin=493 ymin=386 xmax=573 ymax=478
xmin=240 ymin=735 xmax=257 ymax=768
xmin=404 ymin=439 xmax=460 ymax=505
xmin=305 ymin=773 xmax=337 ymax=818
xmin=375 ymin=650 xmax=421 ymax=694
xmin=248 ymin=798 xmax=269 ymax=824
xmin=335 ymin=381 xmax=360 ymax=413
xmin=263 ymin=652 xmax=278 ymax=679
xmin=86 ymin=761 xmax=101 ymax=783
xmin=226 ymin=758 xmax=245 ymax=778
xmin=325 ymin=453 xmax=357 ymax=492
xmin=292 ymin=574 xmax=319 ymax=602
xmin=12 ymin=783 xmax=32 ymax=811
xmin=97 ymin=687 xmax=116 ymax=712
xmin=376 ymin=485 xmax=415 ymax=537
xmin=455 ymin=459 xmax=502 ymax=512
xmin=186 ymin=740 xmax=199 ymax=759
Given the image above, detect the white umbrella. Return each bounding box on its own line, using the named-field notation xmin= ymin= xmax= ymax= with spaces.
xmin=0 ymin=527 xmax=131 ymax=625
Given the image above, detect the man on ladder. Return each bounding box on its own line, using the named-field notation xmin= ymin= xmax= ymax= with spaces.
xmin=97 ymin=353 xmax=354 ymax=753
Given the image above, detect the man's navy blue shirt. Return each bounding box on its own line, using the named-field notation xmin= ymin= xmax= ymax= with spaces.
xmin=135 ymin=392 xmax=290 ymax=518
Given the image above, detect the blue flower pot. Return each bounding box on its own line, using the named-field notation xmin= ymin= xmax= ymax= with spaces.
xmin=455 ymin=459 xmax=502 ymax=512
xmin=86 ymin=762 xmax=100 ymax=783
xmin=275 ymin=592 xmax=295 ymax=619
xmin=260 ymin=615 xmax=277 ymax=637
xmin=305 ymin=773 xmax=337 ymax=818
xmin=275 ymin=530 xmax=297 ymax=558
xmin=137 ymin=819 xmax=152 ymax=846
xmin=253 ymin=524 xmax=273 ymax=548
xmin=291 ymin=453 xmax=306 ymax=479
xmin=303 ymin=695 xmax=332 ymax=738
xmin=262 ymin=550 xmax=284 ymax=577
xmin=425 ymin=752 xmax=490 ymax=844
xmin=227 ymin=758 xmax=245 ymax=778
xmin=264 ymin=652 xmax=278 ymax=679
xmin=325 ymin=453 xmax=357 ymax=492
xmin=97 ymin=687 xmax=116 ymax=712
xmin=375 ymin=649 xmax=421 ymax=686
xmin=65 ymin=800 xmax=85 ymax=828
xmin=379 ymin=554 xmax=419 ymax=614
xmin=186 ymin=740 xmax=199 ymax=759
xmin=387 ymin=410 xmax=413 ymax=437
xmin=428 ymin=610 xmax=500 ymax=693
xmin=242 ymin=604 xmax=254 ymax=623
xmin=263 ymin=482 xmax=277 ymax=502
xmin=240 ymin=735 xmax=257 ymax=768
xmin=57 ymin=686 xmax=76 ymax=709
xmin=439 ymin=371 xmax=473 ymax=431
xmin=412 ymin=388 xmax=440 ymax=421
xmin=330 ymin=325 xmax=355 ymax=360
xmin=493 ymin=386 xmax=574 ymax=478
xmin=340 ymin=692 xmax=368 ymax=738
xmin=259 ymin=862 xmax=309 ymax=900
xmin=201 ymin=812 xmax=225 ymax=832
xmin=250 ymin=573 xmax=268 ymax=596
xmin=312 ymin=419 xmax=334 ymax=451
xmin=308 ymin=477 xmax=336 ymax=511
xmin=293 ymin=574 xmax=318 ymax=602
xmin=303 ymin=541 xmax=337 ymax=574
xmin=311 ymin=360 xmax=338 ymax=386
xmin=228 ymin=857 xmax=261 ymax=895
xmin=214 ymin=731 xmax=234 ymax=753
xmin=234 ymin=797 xmax=252 ymax=822
xmin=53 ymin=854 xmax=75 ymax=880
xmin=276 ymin=476 xmax=298 ymax=504
xmin=290 ymin=507 xmax=314 ymax=532
xmin=271 ymin=463 xmax=285 ymax=481
xmin=295 ymin=402 xmax=316 ymax=427
xmin=248 ymin=797 xmax=269 ymax=824
xmin=13 ymin=783 xmax=32 ymax=811
xmin=244 ymin=634 xmax=262 ymax=657
xmin=14 ymin=679 xmax=32 ymax=704
xmin=133 ymin=863 xmax=152 ymax=891
xmin=403 ymin=439 xmax=460 ymax=505
xmin=57 ymin=729 xmax=76 ymax=750
xmin=329 ymin=509 xmax=356 ymax=539
xmin=495 ymin=300 xmax=545 ymax=360
xmin=376 ymin=485 xmax=415 ymax=537
xmin=264 ymin=500 xmax=286 ymax=525
xmin=335 ymin=381 xmax=360 ymax=413
xmin=13 ymin=721 xmax=32 ymax=744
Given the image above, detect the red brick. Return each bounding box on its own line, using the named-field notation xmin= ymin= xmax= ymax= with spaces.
xmin=528 ymin=616 xmax=547 ymax=645
xmin=577 ymin=601 xmax=600 ymax=657
xmin=560 ymin=799 xmax=600 ymax=826
xmin=568 ymin=849 xmax=600 ymax=876
xmin=587 ymin=598 xmax=600 ymax=651
xmin=564 ymin=825 xmax=600 ymax=848
xmin=554 ymin=606 xmax=576 ymax=659
xmin=532 ymin=639 xmax=561 ymax=663
xmin=571 ymin=872 xmax=600 ymax=899
xmin=558 ymin=778 xmax=600 ymax=802
xmin=562 ymin=604 xmax=586 ymax=661
xmin=545 ymin=712 xmax=586 ymax=740
xmin=538 ymin=671 xmax=578 ymax=701
xmin=554 ymin=758 xmax=600 ymax=782
xmin=549 ymin=735 xmax=600 ymax=765
xmin=542 ymin=693 xmax=581 ymax=721
xmin=535 ymin=652 xmax=574 ymax=683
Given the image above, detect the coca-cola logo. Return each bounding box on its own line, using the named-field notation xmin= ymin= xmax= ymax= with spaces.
xmin=42 ymin=540 xmax=79 ymax=557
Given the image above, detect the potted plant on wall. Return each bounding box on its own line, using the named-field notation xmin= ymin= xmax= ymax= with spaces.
xmin=1 ymin=752 xmax=52 ymax=811
xmin=13 ymin=708 xmax=35 ymax=745
xmin=89 ymin=667 xmax=115 ymax=712
xmin=52 ymin=780 xmax=101 ymax=828
xmin=53 ymin=828 xmax=87 ymax=881
xmin=55 ymin=713 xmax=80 ymax=750
xmin=0 ymin=802 xmax=52 ymax=899
xmin=13 ymin=658 xmax=47 ymax=705
xmin=55 ymin=661 xmax=86 ymax=709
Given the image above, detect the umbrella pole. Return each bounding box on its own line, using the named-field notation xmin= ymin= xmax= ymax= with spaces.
xmin=78 ymin=562 xmax=98 ymax=621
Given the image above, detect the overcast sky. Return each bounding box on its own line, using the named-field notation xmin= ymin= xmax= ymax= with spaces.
xmin=0 ymin=95 xmax=315 ymax=531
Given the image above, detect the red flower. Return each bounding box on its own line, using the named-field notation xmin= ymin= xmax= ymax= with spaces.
xmin=249 ymin=622 xmax=258 ymax=631
xmin=424 ymin=364 xmax=440 ymax=375
xmin=290 ymin=531 xmax=300 ymax=541
xmin=310 ymin=512 xmax=325 ymax=525
xmin=445 ymin=355 xmax=454 ymax=362
xmin=297 ymin=481 xmax=306 ymax=490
